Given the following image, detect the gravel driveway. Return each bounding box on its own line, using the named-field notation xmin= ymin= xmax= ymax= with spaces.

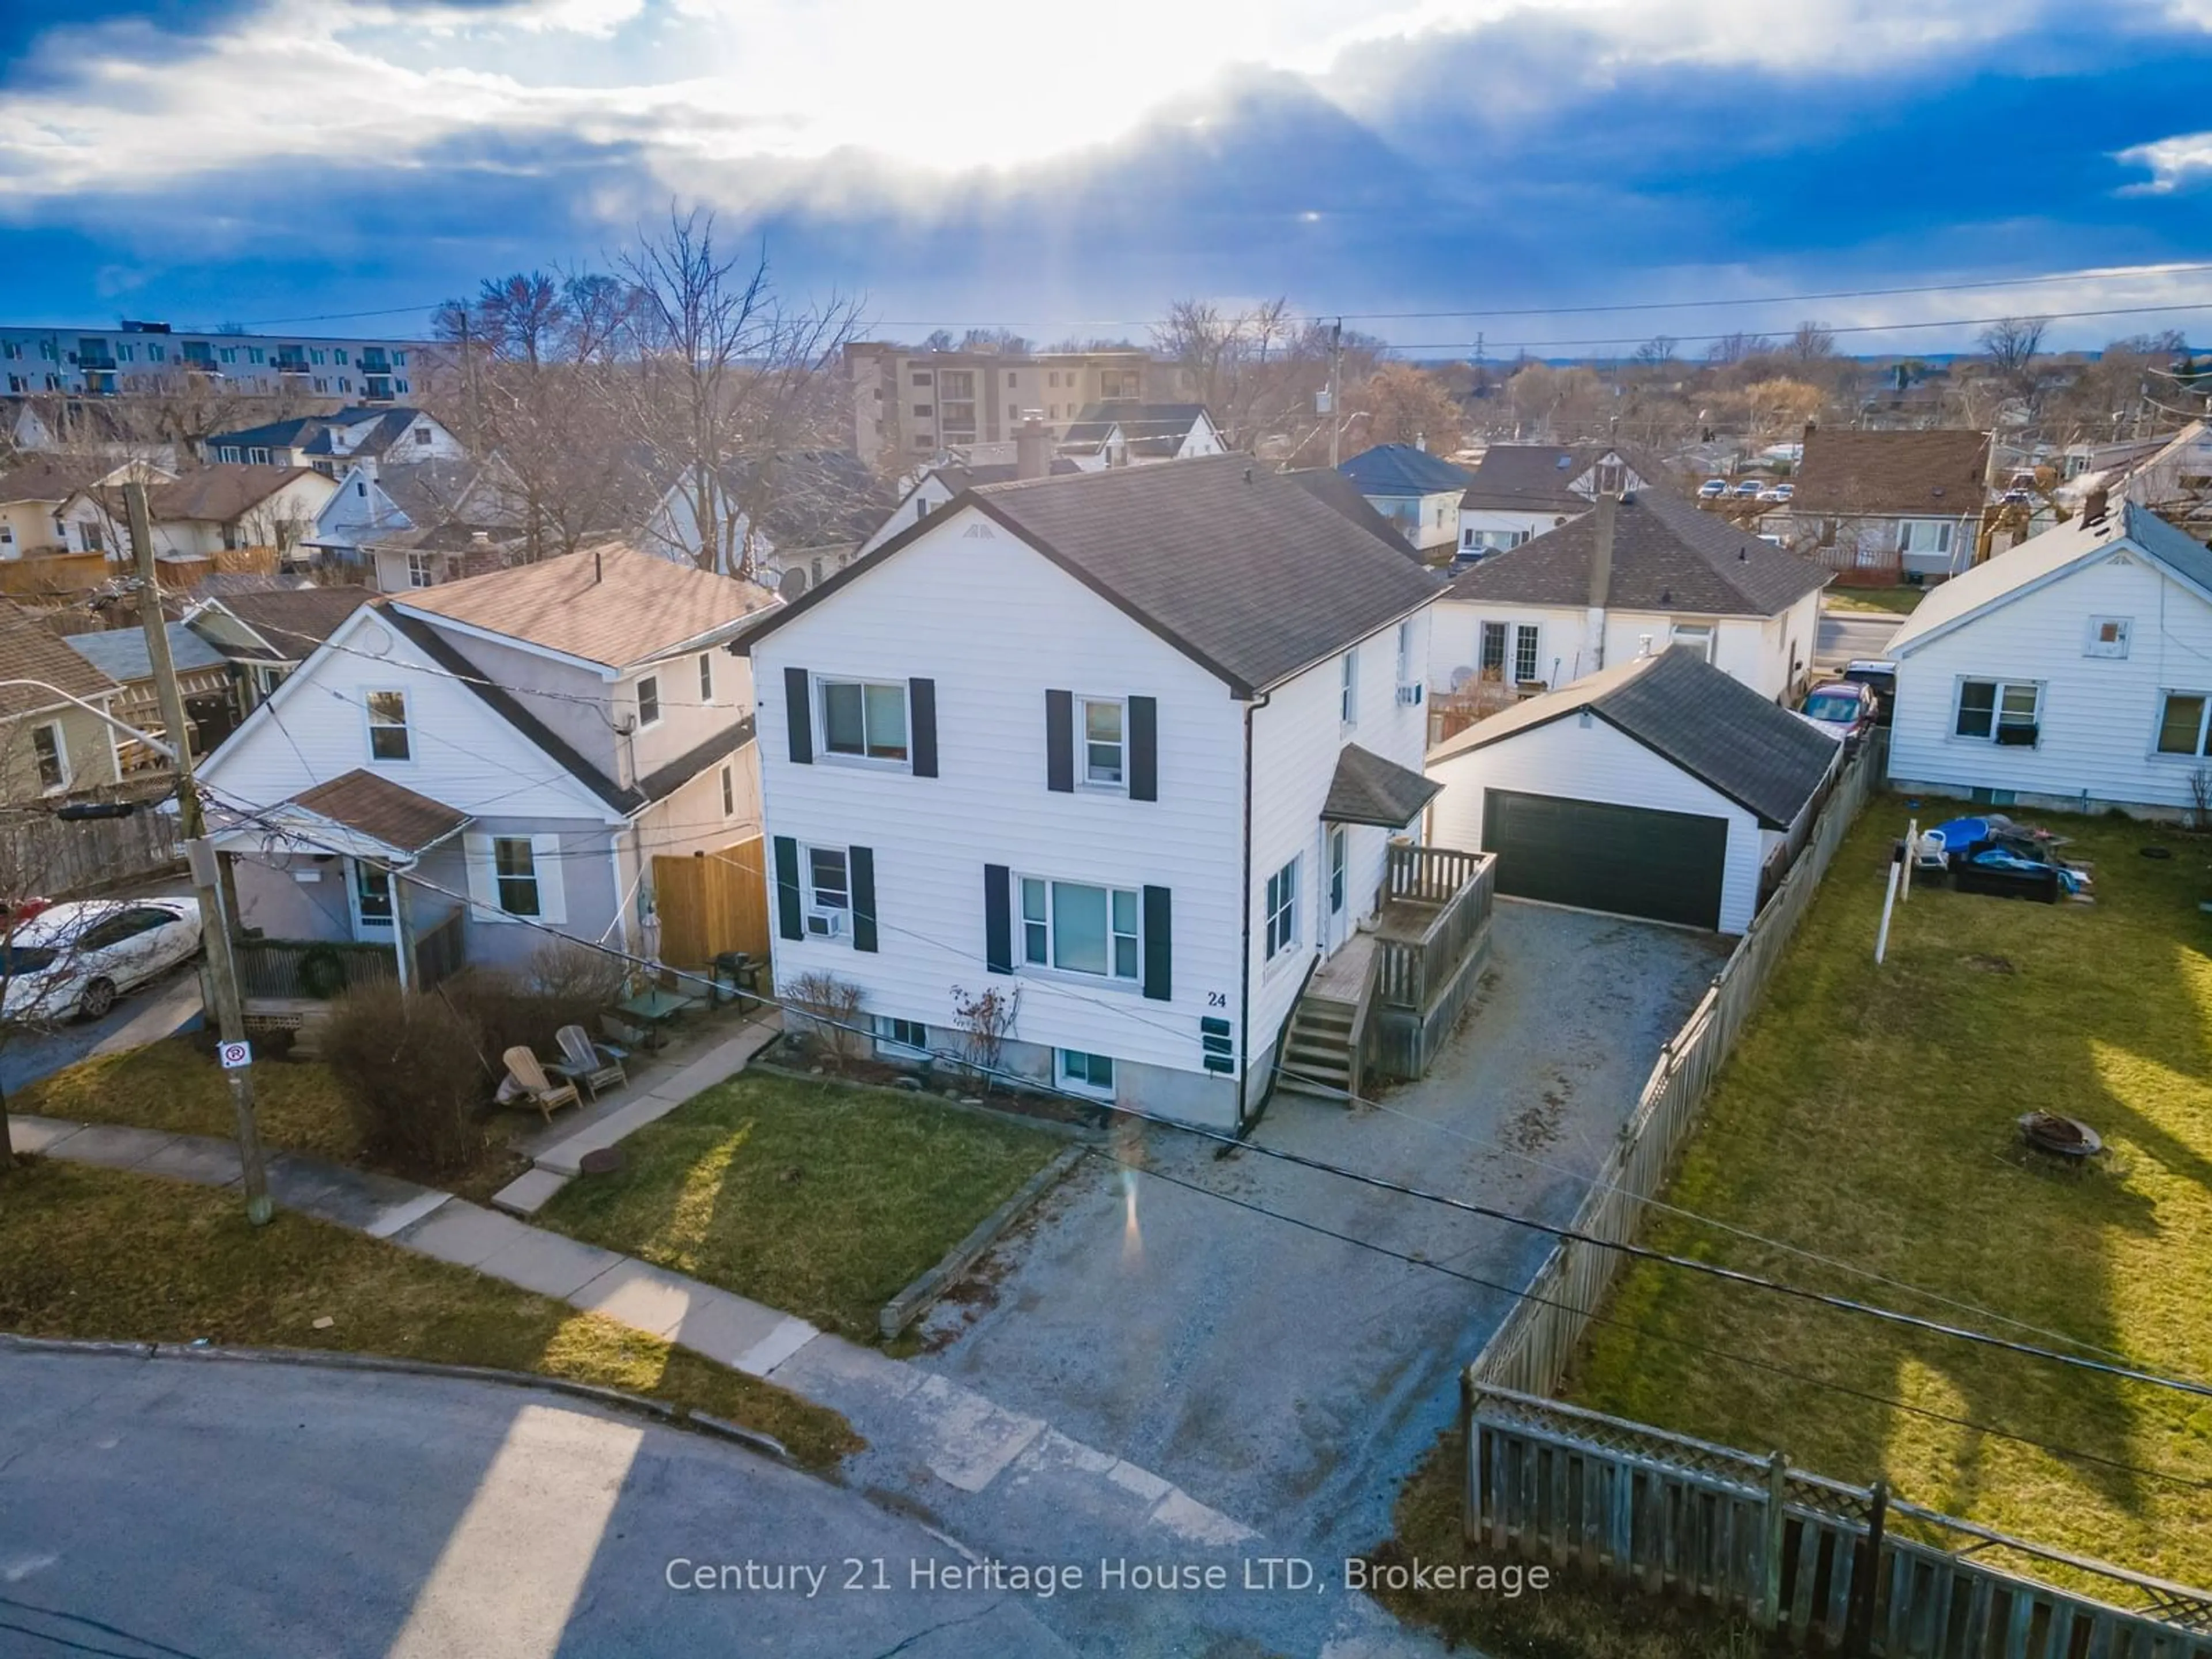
xmin=916 ymin=900 xmax=1729 ymax=1559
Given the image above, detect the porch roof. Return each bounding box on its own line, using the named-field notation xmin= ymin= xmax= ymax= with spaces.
xmin=1322 ymin=743 xmax=1442 ymax=828
xmin=211 ymin=769 xmax=472 ymax=863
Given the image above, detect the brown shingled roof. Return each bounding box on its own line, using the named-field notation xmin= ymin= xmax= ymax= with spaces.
xmin=290 ymin=769 xmax=470 ymax=855
xmin=0 ymin=598 xmax=121 ymax=719
xmin=393 ymin=540 xmax=778 ymax=669
xmin=1789 ymin=427 xmax=1990 ymax=517
xmin=0 ymin=456 xmax=111 ymax=505
xmin=147 ymin=464 xmax=323 ymax=523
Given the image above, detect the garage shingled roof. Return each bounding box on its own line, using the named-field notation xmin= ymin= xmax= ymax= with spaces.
xmin=1427 ymin=646 xmax=1840 ymax=828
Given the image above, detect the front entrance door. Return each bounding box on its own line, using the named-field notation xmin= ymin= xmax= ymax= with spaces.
xmin=1324 ymin=825 xmax=1348 ymax=953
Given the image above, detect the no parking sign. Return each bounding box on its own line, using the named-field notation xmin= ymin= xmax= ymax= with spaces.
xmin=217 ymin=1040 xmax=253 ymax=1070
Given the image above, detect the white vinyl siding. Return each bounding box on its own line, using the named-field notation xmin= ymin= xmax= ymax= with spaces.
xmin=1888 ymin=543 xmax=2212 ymax=810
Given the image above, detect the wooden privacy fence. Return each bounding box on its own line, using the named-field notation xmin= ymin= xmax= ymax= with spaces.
xmin=1466 ymin=1388 xmax=2212 ymax=1658
xmin=1461 ymin=729 xmax=2212 ymax=1650
xmin=653 ymin=835 xmax=771 ymax=969
xmin=1470 ymin=733 xmax=1882 ymax=1397
xmin=0 ymin=803 xmax=181 ymax=899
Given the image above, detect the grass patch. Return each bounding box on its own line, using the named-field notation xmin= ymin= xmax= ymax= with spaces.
xmin=1822 ymin=586 xmax=1924 ymax=616
xmin=0 ymin=1157 xmax=860 ymax=1469
xmin=12 ymin=1035 xmax=529 ymax=1203
xmin=1372 ymin=1426 xmax=1762 ymax=1659
xmin=1570 ymin=803 xmax=2212 ymax=1587
xmin=538 ymin=1072 xmax=1063 ymax=1339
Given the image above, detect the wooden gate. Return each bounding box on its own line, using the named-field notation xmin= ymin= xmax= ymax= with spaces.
xmin=653 ymin=835 xmax=770 ymax=969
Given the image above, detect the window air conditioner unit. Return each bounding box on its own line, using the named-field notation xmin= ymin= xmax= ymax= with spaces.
xmin=805 ymin=910 xmax=846 ymax=938
xmin=1995 ymin=724 xmax=2039 ymax=747
xmin=1396 ymin=684 xmax=1424 ymax=706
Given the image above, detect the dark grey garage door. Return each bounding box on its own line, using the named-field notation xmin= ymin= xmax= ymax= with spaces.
xmin=1482 ymin=790 xmax=1728 ymax=930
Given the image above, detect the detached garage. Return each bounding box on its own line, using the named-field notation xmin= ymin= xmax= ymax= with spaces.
xmin=1425 ymin=646 xmax=1842 ymax=934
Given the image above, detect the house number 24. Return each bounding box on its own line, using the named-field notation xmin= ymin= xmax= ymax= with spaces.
xmin=1207 ymin=991 xmax=1228 ymax=1007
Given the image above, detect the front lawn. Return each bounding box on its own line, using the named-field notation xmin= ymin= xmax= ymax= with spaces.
xmin=1570 ymin=804 xmax=2212 ymax=1588
xmin=538 ymin=1073 xmax=1065 ymax=1339
xmin=1823 ymin=585 xmax=1925 ymax=616
xmin=0 ymin=1158 xmax=860 ymax=1469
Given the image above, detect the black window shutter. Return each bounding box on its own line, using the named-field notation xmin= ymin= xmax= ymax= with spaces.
xmin=1128 ymin=695 xmax=1158 ymax=802
xmin=849 ymin=846 xmax=877 ymax=952
xmin=783 ymin=666 xmax=812 ymax=764
xmin=1142 ymin=885 xmax=1172 ymax=1001
xmin=984 ymin=863 xmax=1013 ymax=973
xmin=772 ymin=835 xmax=803 ymax=941
xmin=910 ymin=678 xmax=937 ymax=778
xmin=1044 ymin=688 xmax=1074 ymax=792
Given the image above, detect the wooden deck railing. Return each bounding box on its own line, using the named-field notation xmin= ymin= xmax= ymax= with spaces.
xmin=1376 ymin=852 xmax=1497 ymax=1014
xmin=234 ymin=937 xmax=399 ymax=1000
xmin=1384 ymin=842 xmax=1488 ymax=907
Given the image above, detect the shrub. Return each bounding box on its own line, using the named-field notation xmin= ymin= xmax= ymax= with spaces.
xmin=445 ymin=969 xmax=604 ymax=1065
xmin=321 ymin=982 xmax=493 ymax=1177
xmin=785 ymin=971 xmax=866 ymax=1069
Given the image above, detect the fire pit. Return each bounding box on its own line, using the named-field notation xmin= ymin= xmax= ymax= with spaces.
xmin=2016 ymin=1112 xmax=2103 ymax=1162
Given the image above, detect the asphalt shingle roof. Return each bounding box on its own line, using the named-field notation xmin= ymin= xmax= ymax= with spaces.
xmin=289 ymin=769 xmax=471 ymax=854
xmin=1457 ymin=444 xmax=1595 ymax=512
xmin=1062 ymin=403 xmax=1214 ymax=456
xmin=212 ymin=586 xmax=376 ymax=661
xmin=1429 ymin=646 xmax=1840 ymax=828
xmin=393 ymin=540 xmax=777 ymax=669
xmin=0 ymin=456 xmax=112 ymax=505
xmin=146 ymin=464 xmax=320 ymax=524
xmin=61 ymin=622 xmax=228 ymax=684
xmin=1445 ymin=485 xmax=1827 ymax=616
xmin=740 ymin=453 xmax=1442 ymax=695
xmin=1321 ymin=743 xmax=1442 ymax=828
xmin=0 ymin=599 xmax=120 ymax=719
xmin=207 ymin=406 xmax=413 ymax=453
xmin=1789 ymin=427 xmax=1990 ymax=517
xmin=1338 ymin=444 xmax=1474 ymax=497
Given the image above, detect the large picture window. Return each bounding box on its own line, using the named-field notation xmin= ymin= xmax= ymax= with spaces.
xmin=820 ymin=678 xmax=908 ymax=762
xmin=1020 ymin=877 xmax=1139 ymax=981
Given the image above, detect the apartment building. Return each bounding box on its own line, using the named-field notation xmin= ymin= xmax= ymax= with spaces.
xmin=846 ymin=342 xmax=1184 ymax=461
xmin=0 ymin=320 xmax=434 ymax=402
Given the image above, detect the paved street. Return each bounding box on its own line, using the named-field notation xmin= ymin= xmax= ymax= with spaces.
xmin=1814 ymin=609 xmax=1903 ymax=668
xmin=0 ymin=1346 xmax=1073 ymax=1659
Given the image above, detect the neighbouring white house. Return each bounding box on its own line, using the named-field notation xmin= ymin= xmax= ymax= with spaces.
xmin=2052 ymin=421 xmax=2212 ymax=541
xmin=1781 ymin=426 xmax=1991 ymax=582
xmin=1431 ymin=486 xmax=1828 ymax=704
xmin=0 ymin=456 xmax=173 ymax=559
xmin=857 ymin=445 xmax=1084 ymax=558
xmin=1336 ymin=444 xmax=1472 ymax=557
xmin=1883 ymin=498 xmax=2212 ymax=817
xmin=639 ymin=449 xmax=895 ymax=598
xmin=203 ymin=406 xmax=466 ymax=474
xmin=58 ymin=464 xmax=341 ymax=567
xmin=1056 ymin=402 xmax=1227 ymax=471
xmin=1426 ymin=646 xmax=1842 ymax=934
xmin=195 ymin=541 xmax=779 ymax=979
xmin=1453 ymin=442 xmax=1662 ymax=559
xmin=737 ymin=453 xmax=1488 ymax=1129
xmin=309 ymin=456 xmax=525 ymax=590
xmin=185 ymin=584 xmax=378 ymax=711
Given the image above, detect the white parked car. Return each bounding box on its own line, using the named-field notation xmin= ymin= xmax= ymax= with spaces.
xmin=1 ymin=898 xmax=202 ymax=1022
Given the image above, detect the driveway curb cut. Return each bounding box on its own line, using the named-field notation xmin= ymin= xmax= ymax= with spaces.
xmin=0 ymin=1332 xmax=794 ymax=1464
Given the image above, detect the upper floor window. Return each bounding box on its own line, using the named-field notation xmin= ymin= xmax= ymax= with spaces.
xmin=391 ymin=350 xmax=407 ymax=366
xmin=806 ymin=846 xmax=850 ymax=918
xmin=1021 ymin=877 xmax=1138 ymax=981
xmin=1396 ymin=620 xmax=1414 ymax=687
xmin=2155 ymin=692 xmax=2211 ymax=757
xmin=366 ymin=690 xmax=411 ymax=760
xmin=493 ymin=836 xmax=540 ymax=916
xmin=2085 ymin=617 xmax=2131 ymax=659
xmin=720 ymin=764 xmax=736 ymax=817
xmin=1955 ymin=679 xmax=2040 ymax=744
xmin=636 ymin=675 xmax=661 ymax=728
xmin=406 ymin=553 xmax=434 ymax=589
xmin=1081 ymin=697 xmax=1124 ymax=787
xmin=31 ymin=722 xmax=67 ymax=793
xmin=1340 ymin=649 xmax=1358 ymax=724
xmin=698 ymin=653 xmax=714 ymax=702
xmin=821 ymin=678 xmax=908 ymax=763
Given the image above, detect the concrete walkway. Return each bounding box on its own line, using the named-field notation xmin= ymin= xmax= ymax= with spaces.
xmin=14 ymin=1115 xmax=1434 ymax=1654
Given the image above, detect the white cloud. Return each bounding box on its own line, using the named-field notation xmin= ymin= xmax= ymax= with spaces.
xmin=2118 ymin=130 xmax=2212 ymax=192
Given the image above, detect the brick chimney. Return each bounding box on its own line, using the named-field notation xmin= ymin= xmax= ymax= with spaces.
xmin=459 ymin=529 xmax=502 ymax=579
xmin=1016 ymin=414 xmax=1051 ymax=482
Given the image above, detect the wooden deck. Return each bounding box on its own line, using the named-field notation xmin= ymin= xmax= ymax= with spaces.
xmin=1308 ymin=930 xmax=1377 ymax=1004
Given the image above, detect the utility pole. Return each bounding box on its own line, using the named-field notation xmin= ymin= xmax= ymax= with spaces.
xmin=1327 ymin=319 xmax=1345 ymax=468
xmin=127 ymin=482 xmax=272 ymax=1225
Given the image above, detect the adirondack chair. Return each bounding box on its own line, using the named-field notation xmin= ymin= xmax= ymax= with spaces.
xmin=502 ymin=1046 xmax=581 ymax=1123
xmin=551 ymin=1023 xmax=627 ymax=1101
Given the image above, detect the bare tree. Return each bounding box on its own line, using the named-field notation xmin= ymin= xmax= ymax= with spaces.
xmin=471 ymin=272 xmax=569 ymax=368
xmin=1345 ymin=362 xmax=1465 ymax=454
xmin=616 ymin=206 xmax=863 ymax=579
xmin=1150 ymin=298 xmax=1351 ymax=452
xmin=1632 ymin=335 xmax=1679 ymax=373
xmin=1980 ymin=316 xmax=2050 ymax=382
xmin=1707 ymin=331 xmax=1776 ymax=366
xmin=1786 ymin=320 xmax=1837 ymax=364
xmin=1744 ymin=377 xmax=1827 ymax=435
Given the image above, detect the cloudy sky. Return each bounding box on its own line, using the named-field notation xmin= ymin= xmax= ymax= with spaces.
xmin=2 ymin=0 xmax=2209 ymax=354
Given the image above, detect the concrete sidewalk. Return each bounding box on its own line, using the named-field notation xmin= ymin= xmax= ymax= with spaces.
xmin=11 ymin=1115 xmax=1434 ymax=1656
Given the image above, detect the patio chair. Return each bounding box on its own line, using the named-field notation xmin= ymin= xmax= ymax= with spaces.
xmin=502 ymin=1046 xmax=581 ymax=1124
xmin=551 ymin=1023 xmax=627 ymax=1101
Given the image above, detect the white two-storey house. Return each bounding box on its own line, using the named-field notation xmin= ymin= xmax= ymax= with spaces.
xmin=196 ymin=541 xmax=777 ymax=977
xmin=738 ymin=456 xmax=1454 ymax=1129
xmin=1432 ymin=484 xmax=1828 ymax=703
